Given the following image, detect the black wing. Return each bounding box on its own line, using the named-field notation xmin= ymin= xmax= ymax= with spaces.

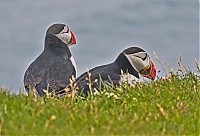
xmin=76 ymin=63 xmax=121 ymax=95
xmin=24 ymin=55 xmax=46 ymax=93
xmin=24 ymin=54 xmax=76 ymax=96
xmin=47 ymin=59 xmax=76 ymax=91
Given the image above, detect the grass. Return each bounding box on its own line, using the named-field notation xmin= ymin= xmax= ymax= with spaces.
xmin=0 ymin=63 xmax=199 ymax=135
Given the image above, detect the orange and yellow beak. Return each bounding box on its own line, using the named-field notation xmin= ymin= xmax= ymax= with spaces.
xmin=139 ymin=61 xmax=156 ymax=80
xmin=68 ymin=30 xmax=76 ymax=46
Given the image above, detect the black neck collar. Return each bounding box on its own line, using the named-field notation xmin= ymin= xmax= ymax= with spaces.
xmin=114 ymin=52 xmax=139 ymax=78
xmin=44 ymin=34 xmax=71 ymax=58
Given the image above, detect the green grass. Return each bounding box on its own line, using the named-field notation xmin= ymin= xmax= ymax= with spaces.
xmin=0 ymin=69 xmax=199 ymax=135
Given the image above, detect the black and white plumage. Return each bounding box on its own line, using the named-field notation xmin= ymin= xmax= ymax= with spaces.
xmin=74 ymin=47 xmax=156 ymax=96
xmin=24 ymin=23 xmax=77 ymax=97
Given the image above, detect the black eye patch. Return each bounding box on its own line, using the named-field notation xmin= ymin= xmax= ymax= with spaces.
xmin=133 ymin=54 xmax=147 ymax=61
xmin=66 ymin=28 xmax=69 ymax=33
xmin=61 ymin=31 xmax=68 ymax=34
xmin=61 ymin=27 xmax=69 ymax=34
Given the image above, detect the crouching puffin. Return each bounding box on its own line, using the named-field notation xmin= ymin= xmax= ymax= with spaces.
xmin=24 ymin=23 xmax=77 ymax=97
xmin=71 ymin=46 xmax=156 ymax=96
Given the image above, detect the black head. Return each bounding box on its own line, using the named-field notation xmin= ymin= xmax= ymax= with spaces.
xmin=45 ymin=23 xmax=76 ymax=46
xmin=122 ymin=47 xmax=156 ymax=80
xmin=123 ymin=47 xmax=145 ymax=55
xmin=46 ymin=24 xmax=67 ymax=35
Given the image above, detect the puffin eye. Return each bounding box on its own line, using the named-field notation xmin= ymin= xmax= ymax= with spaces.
xmin=142 ymin=54 xmax=147 ymax=61
xmin=61 ymin=30 xmax=69 ymax=34
xmin=133 ymin=53 xmax=147 ymax=61
xmin=61 ymin=26 xmax=69 ymax=34
xmin=66 ymin=28 xmax=69 ymax=33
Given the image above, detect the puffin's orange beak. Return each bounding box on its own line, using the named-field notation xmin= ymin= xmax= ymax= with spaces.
xmin=139 ymin=61 xmax=156 ymax=80
xmin=68 ymin=30 xmax=76 ymax=46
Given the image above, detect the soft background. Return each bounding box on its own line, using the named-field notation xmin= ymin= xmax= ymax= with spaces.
xmin=0 ymin=0 xmax=198 ymax=93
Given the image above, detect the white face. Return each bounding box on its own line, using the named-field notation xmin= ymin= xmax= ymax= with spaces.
xmin=124 ymin=52 xmax=150 ymax=72
xmin=55 ymin=26 xmax=72 ymax=44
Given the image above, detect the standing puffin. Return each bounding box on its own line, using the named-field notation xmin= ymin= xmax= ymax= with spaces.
xmin=24 ymin=23 xmax=77 ymax=97
xmin=72 ymin=47 xmax=156 ymax=96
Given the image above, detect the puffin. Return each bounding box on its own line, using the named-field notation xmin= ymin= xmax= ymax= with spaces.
xmin=65 ymin=46 xmax=156 ymax=96
xmin=24 ymin=23 xmax=77 ymax=97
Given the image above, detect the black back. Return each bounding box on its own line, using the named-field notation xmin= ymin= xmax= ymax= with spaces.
xmin=24 ymin=34 xmax=75 ymax=96
xmin=75 ymin=52 xmax=138 ymax=96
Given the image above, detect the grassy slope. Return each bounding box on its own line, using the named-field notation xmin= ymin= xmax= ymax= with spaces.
xmin=0 ymin=72 xmax=199 ymax=135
